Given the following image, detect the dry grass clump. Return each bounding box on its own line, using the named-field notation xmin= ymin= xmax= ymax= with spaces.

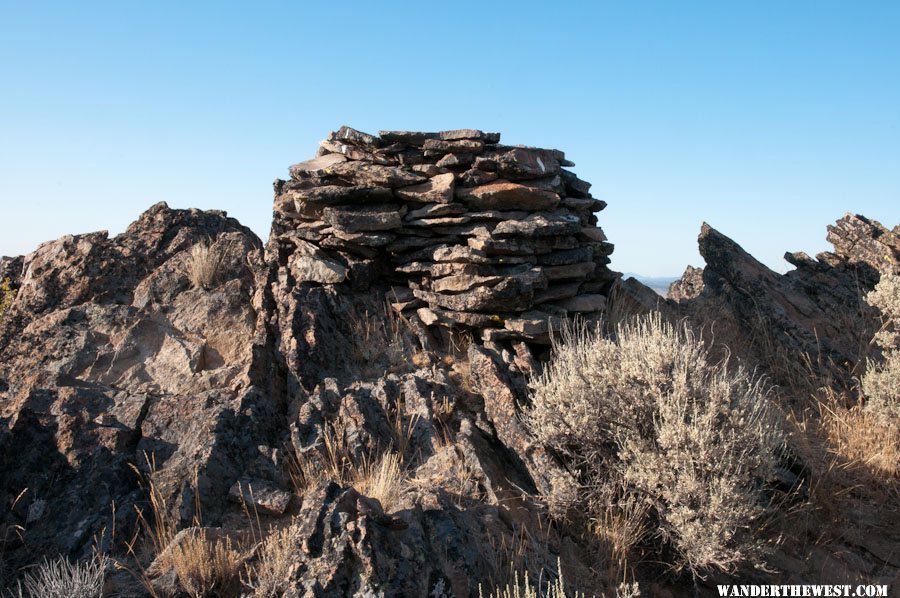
xmin=127 ymin=458 xmax=177 ymax=562
xmin=526 ymin=314 xmax=783 ymax=575
xmin=479 ymin=559 xmax=586 ymax=598
xmin=589 ymin=494 xmax=650 ymax=575
xmin=286 ymin=423 xmax=408 ymax=513
xmin=351 ymin=452 xmax=405 ymax=512
xmin=187 ymin=240 xmax=227 ymax=290
xmin=126 ymin=457 xmax=250 ymax=596
xmin=12 ymin=552 xmax=109 ymax=598
xmin=861 ymin=274 xmax=900 ymax=419
xmin=806 ymin=274 xmax=900 ymax=483
xmin=163 ymin=530 xmax=245 ymax=598
xmin=819 ymin=400 xmax=900 ymax=479
xmin=245 ymin=524 xmax=301 ymax=597
xmin=347 ymin=300 xmax=421 ymax=375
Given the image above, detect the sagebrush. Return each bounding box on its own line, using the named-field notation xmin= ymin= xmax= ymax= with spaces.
xmin=527 ymin=314 xmax=782 ymax=574
xmin=861 ymin=274 xmax=900 ymax=419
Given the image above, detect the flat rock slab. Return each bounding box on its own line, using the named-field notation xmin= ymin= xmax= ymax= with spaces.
xmin=438 ymin=129 xmax=500 ymax=143
xmin=474 ymin=148 xmax=565 ymax=180
xmin=378 ymin=131 xmax=440 ymax=145
xmin=288 ymin=153 xmax=348 ymax=178
xmin=533 ymin=282 xmax=582 ymax=303
xmin=457 ymin=181 xmax=560 ymax=211
xmin=323 ymin=204 xmax=405 ymax=232
xmin=503 ymin=311 xmax=565 ymax=336
xmin=431 ymin=273 xmax=505 ymax=294
xmin=311 ymin=162 xmax=426 ymax=188
xmin=289 ymin=185 xmax=396 ymax=207
xmin=436 ymin=153 xmax=475 ymax=168
xmin=536 ymin=246 xmax=594 ymax=266
xmin=331 ymin=125 xmax=383 ymax=148
xmin=229 ymin=478 xmax=294 ymax=516
xmin=417 ymin=306 xmax=501 ymax=328
xmin=405 ymin=215 xmax=472 ymax=228
xmin=331 ymin=229 xmax=396 ymax=247
xmin=395 ymin=172 xmax=456 ymax=204
xmin=292 ymin=255 xmax=348 ymax=284
xmin=404 ymin=202 xmax=467 ymax=220
xmin=579 ymin=226 xmax=607 ymax=242
xmin=414 ymin=276 xmax=536 ymax=312
xmin=493 ymin=213 xmax=581 ymax=238
xmin=423 ymin=138 xmax=485 ymax=154
xmin=468 ymin=235 xmax=578 ymax=256
xmin=554 ymin=293 xmax=607 ymax=313
xmin=458 ymin=168 xmax=499 ymax=187
xmin=542 ymin=262 xmax=596 ymax=280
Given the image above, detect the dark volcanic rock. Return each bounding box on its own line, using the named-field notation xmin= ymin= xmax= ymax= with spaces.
xmin=270 ymin=126 xmax=614 ymax=344
xmin=0 ymin=202 xmax=278 ymax=567
xmin=668 ymin=214 xmax=899 ymax=389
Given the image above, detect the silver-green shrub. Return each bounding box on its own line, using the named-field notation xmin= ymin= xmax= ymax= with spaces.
xmin=527 ymin=314 xmax=782 ymax=574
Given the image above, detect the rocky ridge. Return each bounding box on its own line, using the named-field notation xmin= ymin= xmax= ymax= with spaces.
xmin=666 ymin=214 xmax=900 ymax=389
xmin=270 ymin=126 xmax=616 ymax=344
xmin=0 ymin=129 xmax=897 ymax=596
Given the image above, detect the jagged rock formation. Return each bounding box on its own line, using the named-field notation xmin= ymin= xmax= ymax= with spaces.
xmin=668 ymin=214 xmax=900 ymax=388
xmin=1 ymin=127 xmax=896 ymax=595
xmin=269 ymin=126 xmax=616 ymax=344
xmin=0 ymin=204 xmax=278 ymax=567
xmin=0 ymin=130 xmax=600 ymax=595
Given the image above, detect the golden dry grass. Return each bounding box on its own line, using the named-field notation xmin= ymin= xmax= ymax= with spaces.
xmin=187 ymin=241 xmax=226 ymax=290
xmin=819 ymin=400 xmax=900 ymax=480
xmin=245 ymin=524 xmax=300 ymax=597
xmin=479 ymin=559 xmax=587 ymax=598
xmin=286 ymin=422 xmax=409 ymax=513
xmin=163 ymin=530 xmax=245 ymax=598
xmin=127 ymin=456 xmax=177 ymax=561
xmin=126 ymin=456 xmax=250 ymax=596
xmin=351 ymin=452 xmax=405 ymax=512
xmin=589 ymin=495 xmax=649 ymax=575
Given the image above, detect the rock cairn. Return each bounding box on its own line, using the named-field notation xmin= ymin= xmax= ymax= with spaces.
xmin=270 ymin=126 xmax=616 ymax=343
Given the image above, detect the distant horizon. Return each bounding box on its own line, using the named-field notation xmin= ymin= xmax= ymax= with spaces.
xmin=1 ymin=2 xmax=898 ymax=278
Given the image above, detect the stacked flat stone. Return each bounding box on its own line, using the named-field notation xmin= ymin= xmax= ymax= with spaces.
xmin=271 ymin=126 xmax=616 ymax=343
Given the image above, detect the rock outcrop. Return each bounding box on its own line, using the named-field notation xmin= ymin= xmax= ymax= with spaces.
xmin=669 ymin=214 xmax=899 ymax=389
xmin=2 ymin=128 xmax=895 ymax=595
xmin=270 ymin=126 xmax=616 ymax=345
xmin=0 ymin=130 xmax=600 ymax=594
xmin=0 ymin=203 xmax=284 ymax=571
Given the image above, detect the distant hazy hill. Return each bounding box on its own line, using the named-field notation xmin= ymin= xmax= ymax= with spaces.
xmin=623 ymin=273 xmax=680 ymax=296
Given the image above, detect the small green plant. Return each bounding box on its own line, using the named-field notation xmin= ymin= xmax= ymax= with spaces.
xmin=0 ymin=277 xmax=15 ymax=319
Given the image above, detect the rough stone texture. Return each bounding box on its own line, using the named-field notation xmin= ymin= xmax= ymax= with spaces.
xmin=0 ymin=202 xmax=279 ymax=567
xmin=228 ymin=478 xmax=293 ymax=516
xmin=668 ymin=214 xmax=899 ymax=388
xmin=3 ymin=130 xmax=893 ymax=595
xmin=271 ymin=126 xmax=615 ymax=345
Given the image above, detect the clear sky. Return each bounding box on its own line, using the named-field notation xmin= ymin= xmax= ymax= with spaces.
xmin=1 ymin=1 xmax=898 ymax=276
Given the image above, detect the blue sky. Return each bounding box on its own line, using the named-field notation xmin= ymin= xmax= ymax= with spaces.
xmin=1 ymin=1 xmax=897 ymax=276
